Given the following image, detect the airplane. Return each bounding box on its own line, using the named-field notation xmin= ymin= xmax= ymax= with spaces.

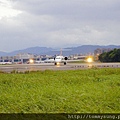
xmin=54 ymin=55 xmax=68 ymax=65
xmin=54 ymin=48 xmax=68 ymax=65
xmin=0 ymin=61 xmax=12 ymax=65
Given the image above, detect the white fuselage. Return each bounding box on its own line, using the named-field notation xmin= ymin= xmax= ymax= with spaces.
xmin=0 ymin=62 xmax=12 ymax=65
xmin=54 ymin=56 xmax=67 ymax=65
xmin=54 ymin=56 xmax=64 ymax=63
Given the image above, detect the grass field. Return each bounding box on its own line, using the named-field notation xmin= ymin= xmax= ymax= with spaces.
xmin=0 ymin=68 xmax=120 ymax=113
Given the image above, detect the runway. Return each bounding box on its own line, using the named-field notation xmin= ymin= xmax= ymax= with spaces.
xmin=0 ymin=62 xmax=120 ymax=73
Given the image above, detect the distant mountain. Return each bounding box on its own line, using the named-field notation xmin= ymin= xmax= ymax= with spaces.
xmin=0 ymin=51 xmax=7 ymax=56
xmin=0 ymin=45 xmax=120 ymax=56
xmin=65 ymin=45 xmax=120 ymax=55
xmin=7 ymin=47 xmax=53 ymax=56
xmin=48 ymin=45 xmax=120 ymax=56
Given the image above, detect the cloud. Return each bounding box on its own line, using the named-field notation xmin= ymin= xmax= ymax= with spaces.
xmin=0 ymin=0 xmax=120 ymax=52
xmin=0 ymin=0 xmax=22 ymax=19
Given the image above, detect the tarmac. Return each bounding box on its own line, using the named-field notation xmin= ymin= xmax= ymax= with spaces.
xmin=0 ymin=62 xmax=120 ymax=73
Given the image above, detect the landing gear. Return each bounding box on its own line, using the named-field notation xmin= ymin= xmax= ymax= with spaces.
xmin=64 ymin=62 xmax=66 ymax=65
xmin=54 ymin=62 xmax=66 ymax=65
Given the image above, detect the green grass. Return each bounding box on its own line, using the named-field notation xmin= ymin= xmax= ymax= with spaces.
xmin=0 ymin=68 xmax=120 ymax=113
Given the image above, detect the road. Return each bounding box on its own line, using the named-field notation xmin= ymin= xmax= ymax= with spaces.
xmin=0 ymin=62 xmax=120 ymax=73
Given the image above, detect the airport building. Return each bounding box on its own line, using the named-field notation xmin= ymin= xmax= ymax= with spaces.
xmin=94 ymin=48 xmax=111 ymax=60
xmin=0 ymin=53 xmax=52 ymax=64
xmin=0 ymin=52 xmax=89 ymax=64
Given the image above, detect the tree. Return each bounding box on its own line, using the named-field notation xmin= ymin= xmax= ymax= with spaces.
xmin=99 ymin=48 xmax=120 ymax=62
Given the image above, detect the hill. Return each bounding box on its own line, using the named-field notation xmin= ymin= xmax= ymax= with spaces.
xmin=0 ymin=51 xmax=7 ymax=56
xmin=0 ymin=45 xmax=120 ymax=56
xmin=99 ymin=48 xmax=120 ymax=62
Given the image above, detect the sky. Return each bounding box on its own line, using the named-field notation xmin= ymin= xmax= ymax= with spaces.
xmin=0 ymin=0 xmax=120 ymax=52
